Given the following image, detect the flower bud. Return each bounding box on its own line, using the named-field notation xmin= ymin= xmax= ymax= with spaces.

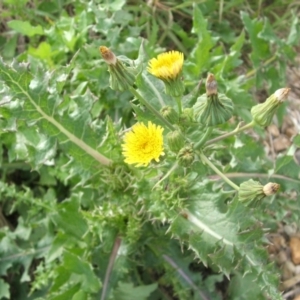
xmin=177 ymin=144 xmax=195 ymax=167
xmin=99 ymin=46 xmax=136 ymax=91
xmin=238 ymin=179 xmax=280 ymax=207
xmin=160 ymin=106 xmax=179 ymax=124
xmin=251 ymin=88 xmax=290 ymax=127
xmin=193 ymin=74 xmax=233 ymax=126
xmin=178 ymin=108 xmax=195 ymax=128
xmin=167 ymin=130 xmax=185 ymax=153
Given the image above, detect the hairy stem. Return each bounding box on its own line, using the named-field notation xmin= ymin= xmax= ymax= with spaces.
xmin=205 ymin=121 xmax=255 ymax=146
xmin=199 ymin=152 xmax=239 ymax=191
xmin=195 ymin=127 xmax=213 ymax=149
xmin=175 ymin=96 xmax=182 ymax=114
xmin=100 ymin=236 xmax=122 ymax=300
xmin=129 ymin=87 xmax=175 ymax=131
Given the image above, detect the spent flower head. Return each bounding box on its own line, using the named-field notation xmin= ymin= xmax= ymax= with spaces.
xmin=193 ymin=73 xmax=233 ymax=126
xmin=100 ymin=46 xmax=135 ymax=91
xmin=251 ymin=87 xmax=290 ymax=127
xmin=238 ymin=179 xmax=280 ymax=207
xmin=122 ymin=121 xmax=164 ymax=167
xmin=148 ymin=51 xmax=185 ymax=97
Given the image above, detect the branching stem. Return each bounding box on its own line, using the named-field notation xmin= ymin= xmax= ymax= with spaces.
xmin=195 ymin=127 xmax=213 ymax=149
xmin=199 ymin=152 xmax=239 ymax=191
xmin=205 ymin=121 xmax=255 ymax=146
xmin=129 ymin=87 xmax=175 ymax=131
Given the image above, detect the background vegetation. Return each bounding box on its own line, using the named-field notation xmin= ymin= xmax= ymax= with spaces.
xmin=0 ymin=0 xmax=299 ymax=299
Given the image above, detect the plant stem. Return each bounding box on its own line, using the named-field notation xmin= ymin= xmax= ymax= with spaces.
xmin=205 ymin=121 xmax=255 ymax=146
xmin=245 ymin=55 xmax=277 ymax=79
xmin=129 ymin=87 xmax=175 ymax=131
xmin=175 ymin=96 xmax=182 ymax=114
xmin=100 ymin=236 xmax=122 ymax=300
xmin=152 ymin=162 xmax=178 ymax=190
xmin=199 ymin=152 xmax=239 ymax=191
xmin=194 ymin=127 xmax=213 ymax=149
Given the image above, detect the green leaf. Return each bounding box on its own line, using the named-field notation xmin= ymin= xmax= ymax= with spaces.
xmin=240 ymin=12 xmax=270 ymax=67
xmin=169 ymin=181 xmax=281 ymax=299
xmin=50 ymin=284 xmax=81 ymax=300
xmin=8 ymin=20 xmax=44 ymax=37
xmin=0 ymin=57 xmax=112 ymax=170
xmin=72 ymin=290 xmax=87 ymax=300
xmin=63 ymin=250 xmax=101 ymax=293
xmin=0 ymin=278 xmax=10 ymax=299
xmin=275 ymin=146 xmax=296 ymax=173
xmin=189 ymin=5 xmax=215 ymax=72
xmin=113 ymin=282 xmax=157 ymax=300
xmin=293 ymin=134 xmax=300 ymax=147
xmin=51 ymin=197 xmax=88 ymax=239
xmin=287 ymin=14 xmax=300 ymax=45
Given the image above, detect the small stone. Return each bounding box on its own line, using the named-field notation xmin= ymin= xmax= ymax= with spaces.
xmin=282 ymin=261 xmax=296 ymax=281
xmin=268 ymin=124 xmax=280 ymax=137
xmin=273 ymin=135 xmax=291 ymax=152
xmin=284 ymin=224 xmax=298 ymax=236
xmin=276 ymin=250 xmax=288 ymax=264
xmin=290 ymin=236 xmax=300 ymax=265
xmin=286 ymin=126 xmax=298 ymax=138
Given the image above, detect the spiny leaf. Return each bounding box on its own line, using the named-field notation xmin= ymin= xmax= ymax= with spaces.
xmin=0 ymin=58 xmax=112 ymax=170
xmin=169 ymin=181 xmax=281 ymax=299
xmin=113 ymin=282 xmax=157 ymax=300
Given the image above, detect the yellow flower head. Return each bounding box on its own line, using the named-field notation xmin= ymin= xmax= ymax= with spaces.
xmin=122 ymin=121 xmax=164 ymax=167
xmin=147 ymin=51 xmax=184 ymax=81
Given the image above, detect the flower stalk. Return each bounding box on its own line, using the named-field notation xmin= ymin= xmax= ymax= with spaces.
xmin=128 ymin=87 xmax=175 ymax=131
xmin=199 ymin=152 xmax=239 ymax=190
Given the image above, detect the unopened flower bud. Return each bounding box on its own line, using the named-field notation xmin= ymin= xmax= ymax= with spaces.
xmin=193 ymin=74 xmax=233 ymax=126
xmin=263 ymin=182 xmax=280 ymax=196
xmin=167 ymin=130 xmax=185 ymax=153
xmin=160 ymin=106 xmax=179 ymax=124
xmin=179 ymin=108 xmax=194 ymax=128
xmin=99 ymin=46 xmax=136 ymax=91
xmin=238 ymin=179 xmax=280 ymax=207
xmin=251 ymin=88 xmax=290 ymax=127
xmin=177 ymin=144 xmax=195 ymax=167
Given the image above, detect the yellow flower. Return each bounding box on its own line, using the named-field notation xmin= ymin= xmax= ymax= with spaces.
xmin=148 ymin=51 xmax=184 ymax=80
xmin=122 ymin=121 xmax=164 ymax=167
xmin=147 ymin=51 xmax=185 ymax=97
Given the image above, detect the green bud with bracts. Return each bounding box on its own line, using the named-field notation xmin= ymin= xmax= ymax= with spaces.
xmin=100 ymin=46 xmax=136 ymax=92
xmin=177 ymin=144 xmax=195 ymax=167
xmin=193 ymin=74 xmax=233 ymax=126
xmin=167 ymin=129 xmax=185 ymax=153
xmin=251 ymin=88 xmax=290 ymax=127
xmin=238 ymin=179 xmax=280 ymax=207
xmin=160 ymin=106 xmax=179 ymax=124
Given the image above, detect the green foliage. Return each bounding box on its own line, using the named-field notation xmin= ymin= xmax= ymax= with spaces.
xmin=0 ymin=1 xmax=299 ymax=299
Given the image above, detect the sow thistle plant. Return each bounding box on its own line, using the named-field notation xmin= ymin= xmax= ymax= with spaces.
xmin=0 ymin=44 xmax=291 ymax=299
xmin=101 ymin=47 xmax=289 ymax=294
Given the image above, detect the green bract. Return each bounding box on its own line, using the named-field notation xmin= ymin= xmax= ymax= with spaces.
xmin=193 ymin=93 xmax=234 ymax=126
xmin=167 ymin=129 xmax=185 ymax=153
